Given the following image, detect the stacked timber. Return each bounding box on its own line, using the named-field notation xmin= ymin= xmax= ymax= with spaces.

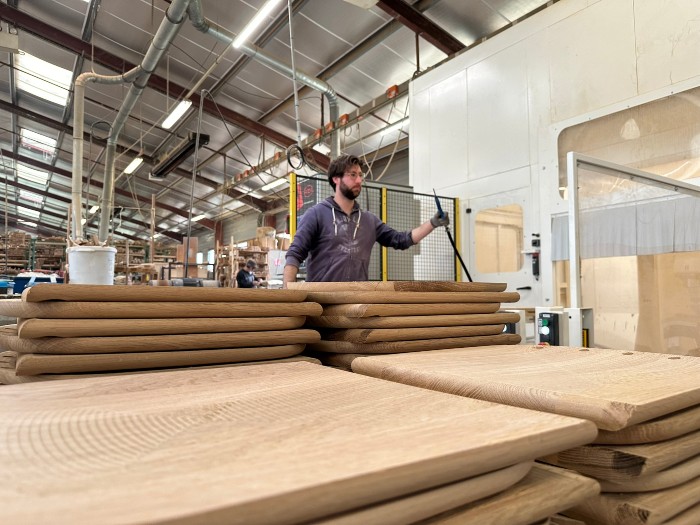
xmin=0 ymin=284 xmax=322 ymax=383
xmin=0 ymin=361 xmax=599 ymax=524
xmin=288 ymin=281 xmax=521 ymax=354
xmin=329 ymin=345 xmax=700 ymax=524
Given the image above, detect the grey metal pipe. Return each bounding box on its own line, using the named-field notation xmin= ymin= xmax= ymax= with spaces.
xmin=187 ymin=1 xmax=341 ymax=158
xmin=98 ymin=0 xmax=191 ymax=241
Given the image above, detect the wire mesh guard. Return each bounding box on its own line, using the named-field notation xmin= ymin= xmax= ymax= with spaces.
xmin=294 ymin=175 xmax=457 ymax=281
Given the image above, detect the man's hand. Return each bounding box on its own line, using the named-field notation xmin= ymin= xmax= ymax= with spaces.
xmin=430 ymin=211 xmax=450 ymax=228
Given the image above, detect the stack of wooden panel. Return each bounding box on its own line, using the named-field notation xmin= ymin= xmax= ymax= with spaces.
xmin=0 ymin=361 xmax=599 ymax=524
xmin=288 ymin=281 xmax=521 ymax=354
xmin=329 ymin=345 xmax=700 ymax=524
xmin=0 ymin=284 xmax=322 ymax=383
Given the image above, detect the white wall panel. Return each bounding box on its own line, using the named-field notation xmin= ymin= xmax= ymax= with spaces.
xmin=467 ymin=45 xmax=530 ymax=179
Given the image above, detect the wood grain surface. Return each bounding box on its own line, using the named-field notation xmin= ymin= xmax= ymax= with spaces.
xmin=0 ymin=350 xmax=17 ymax=369
xmin=17 ymin=316 xmax=307 ymax=338
xmin=662 ymin=502 xmax=700 ymax=525
xmin=314 ymin=462 xmax=532 ymax=525
xmin=422 ymin=463 xmax=600 ymax=525
xmin=13 ymin=345 xmax=307 ymax=375
xmin=5 ymin=329 xmax=321 ymax=354
xmin=541 ymin=429 xmax=700 ymax=481
xmin=598 ymin=454 xmax=700 ymax=492
xmin=566 ymin=475 xmax=700 ymax=525
xmin=307 ymin=312 xmax=521 ymax=328
xmin=0 ymin=300 xmax=323 ymax=319
xmin=321 ymin=303 xmax=502 ymax=317
xmin=0 ymin=362 xmax=597 ymax=524
xmin=304 ymin=291 xmax=520 ymax=304
xmin=594 ymin=404 xmax=700 ymax=444
xmin=321 ymin=324 xmax=506 ymax=343
xmin=345 ymin=346 xmax=700 ymax=430
xmin=288 ymin=281 xmax=507 ymax=292
xmin=22 ymin=283 xmax=308 ymax=302
xmin=308 ymin=333 xmax=521 ymax=354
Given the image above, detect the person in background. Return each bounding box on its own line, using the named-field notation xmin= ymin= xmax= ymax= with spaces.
xmin=236 ymin=259 xmax=261 ymax=288
xmin=283 ymin=154 xmax=448 ymax=286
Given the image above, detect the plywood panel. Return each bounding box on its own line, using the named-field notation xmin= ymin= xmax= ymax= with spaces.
xmin=307 ymin=312 xmax=520 ymax=329
xmin=345 ymin=346 xmax=700 ymax=430
xmin=595 ymin=404 xmax=700 ymax=445
xmin=0 ymin=362 xmax=597 ymax=524
xmin=423 ymin=463 xmax=600 ymax=525
xmin=309 ymin=334 xmax=521 ymax=354
xmin=3 ymin=329 xmax=320 ymax=354
xmin=22 ymin=284 xmax=307 ymax=302
xmin=321 ymin=303 xmax=501 ymax=317
xmin=304 ymin=291 xmax=520 ymax=304
xmin=322 ymin=324 xmax=506 ymax=343
xmin=0 ymin=300 xmax=323 ymax=319
xmin=288 ymin=282 xmax=507 ymax=292
xmin=599 ymin=454 xmax=700 ymax=493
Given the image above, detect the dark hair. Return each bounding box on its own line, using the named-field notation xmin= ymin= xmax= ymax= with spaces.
xmin=327 ymin=154 xmax=364 ymax=190
xmin=245 ymin=259 xmax=257 ymax=269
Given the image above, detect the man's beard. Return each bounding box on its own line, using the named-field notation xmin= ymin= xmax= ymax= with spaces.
xmin=339 ymin=180 xmax=361 ymax=200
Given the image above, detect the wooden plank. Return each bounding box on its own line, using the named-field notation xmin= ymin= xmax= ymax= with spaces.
xmin=422 ymin=463 xmax=600 ymax=525
xmin=308 ymin=334 xmax=521 ymax=354
xmin=17 ymin=317 xmax=307 ymax=338
xmin=594 ymin=404 xmax=700 ymax=444
xmin=304 ymin=291 xmax=520 ymax=304
xmin=13 ymin=345 xmax=307 ymax=375
xmin=288 ymin=281 xmax=507 ymax=292
xmin=3 ymin=329 xmax=321 ymax=354
xmin=345 ymin=346 xmax=700 ymax=430
xmin=0 ymin=350 xmax=17 ymax=369
xmin=599 ymin=454 xmax=700 ymax=492
xmin=541 ymin=429 xmax=700 ymax=481
xmin=322 ymin=303 xmax=501 ymax=318
xmin=313 ymin=462 xmax=532 ymax=525
xmin=662 ymin=502 xmax=700 ymax=525
xmin=0 ymin=300 xmax=323 ymax=319
xmin=0 ymin=362 xmax=597 ymax=524
xmin=322 ymin=324 xmax=507 ymax=343
xmin=22 ymin=283 xmax=308 ymax=302
xmin=566 ymin=475 xmax=700 ymax=525
xmin=307 ymin=312 xmax=521 ymax=329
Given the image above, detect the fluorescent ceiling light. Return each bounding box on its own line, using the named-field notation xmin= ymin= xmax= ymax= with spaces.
xmin=261 ymin=177 xmax=288 ymax=191
xmin=162 ymin=100 xmax=192 ymax=130
xmin=19 ymin=190 xmax=44 ymax=203
xmin=18 ymin=219 xmax=37 ymax=227
xmin=16 ymin=51 xmax=71 ymax=106
xmin=380 ymin=118 xmax=409 ymax=136
xmin=192 ymin=214 xmax=207 ymax=222
xmin=17 ymin=205 xmax=40 ymax=218
xmin=123 ymin=156 xmax=144 ymax=174
xmin=81 ymin=218 xmax=87 ymax=225
xmin=312 ymin=143 xmax=331 ymax=156
xmin=233 ymin=0 xmax=284 ymax=48
xmin=20 ymin=129 xmax=57 ymax=156
xmin=89 ymin=205 xmax=100 ymax=214
xmin=17 ymin=164 xmax=48 ymax=185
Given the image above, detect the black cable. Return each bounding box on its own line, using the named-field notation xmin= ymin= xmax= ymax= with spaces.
xmin=286 ymin=144 xmax=305 ymax=170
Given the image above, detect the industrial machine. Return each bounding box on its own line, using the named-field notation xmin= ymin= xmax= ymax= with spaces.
xmin=535 ymin=307 xmax=594 ymax=347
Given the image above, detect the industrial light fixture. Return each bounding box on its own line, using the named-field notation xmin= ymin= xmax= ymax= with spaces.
xmin=260 ymin=177 xmax=288 ymax=191
xmin=149 ymin=132 xmax=210 ymax=180
xmin=312 ymin=143 xmax=331 ymax=155
xmin=89 ymin=205 xmax=99 ymax=214
xmin=162 ymin=100 xmax=192 ymax=130
xmin=123 ymin=156 xmax=144 ymax=174
xmin=191 ymin=214 xmax=207 ymax=222
xmin=233 ymin=0 xmax=284 ymax=48
xmin=380 ymin=118 xmax=409 ymax=136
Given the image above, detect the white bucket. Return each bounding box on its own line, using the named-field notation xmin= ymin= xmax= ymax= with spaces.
xmin=67 ymin=246 xmax=117 ymax=285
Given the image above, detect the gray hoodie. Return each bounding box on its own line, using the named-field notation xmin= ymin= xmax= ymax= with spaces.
xmin=286 ymin=197 xmax=415 ymax=281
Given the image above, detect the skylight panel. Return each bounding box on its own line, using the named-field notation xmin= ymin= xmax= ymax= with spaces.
xmin=17 ymin=205 xmax=40 ymax=219
xmin=16 ymin=51 xmax=72 ymax=106
xmin=17 ymin=164 xmax=49 ymax=185
xmin=19 ymin=190 xmax=44 ymax=204
xmin=20 ymin=128 xmax=57 ymax=156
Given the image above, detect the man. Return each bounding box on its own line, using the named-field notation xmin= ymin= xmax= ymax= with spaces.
xmin=236 ymin=259 xmax=260 ymax=288
xmin=283 ymin=154 xmax=449 ymax=285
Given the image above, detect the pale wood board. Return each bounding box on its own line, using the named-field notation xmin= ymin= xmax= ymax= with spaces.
xmin=307 ymin=312 xmax=521 ymax=329
xmin=309 ymin=333 xmax=521 ymax=354
xmin=321 ymin=303 xmax=501 ymax=317
xmin=0 ymin=362 xmax=597 ymax=524
xmin=22 ymin=283 xmax=308 ymax=302
xmin=0 ymin=350 xmax=17 ymax=369
xmin=305 ymin=290 xmax=520 ymax=304
xmin=541 ymin=429 xmax=700 ymax=481
xmin=313 ymin=352 xmax=359 ymax=370
xmin=12 ymin=344 xmax=307 ymax=375
xmin=0 ymin=355 xmax=321 ymax=385
xmin=548 ymin=516 xmax=586 ymax=525
xmin=4 ymin=329 xmax=320 ymax=354
xmin=0 ymin=300 xmax=323 ymax=319
xmin=599 ymin=454 xmax=700 ymax=492
xmin=313 ymin=462 xmax=532 ymax=525
xmin=344 ymin=346 xmax=700 ymax=431
xmin=322 ymin=324 xmax=506 ymax=343
xmin=595 ymin=404 xmax=700 ymax=444
xmin=17 ymin=316 xmax=306 ymax=338
xmin=421 ymin=463 xmax=600 ymax=525
xmin=288 ymin=281 xmax=507 ymax=292
xmin=661 ymin=501 xmax=700 ymax=525
xmin=566 ymin=475 xmax=700 ymax=525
